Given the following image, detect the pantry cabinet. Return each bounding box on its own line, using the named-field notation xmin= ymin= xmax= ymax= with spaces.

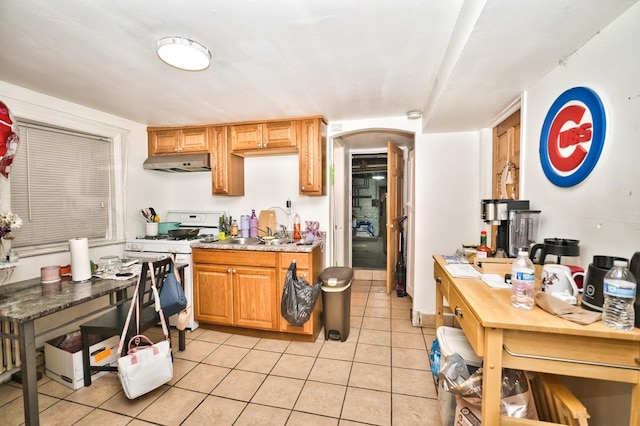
xmin=193 ymin=245 xmax=324 ymax=339
xmin=193 ymin=249 xmax=278 ymax=330
xmin=229 ymin=120 xmax=297 ymax=155
xmin=210 ymin=126 xmax=244 ymax=196
xmin=148 ymin=126 xmax=209 ymax=155
xmin=298 ymin=117 xmax=327 ymax=195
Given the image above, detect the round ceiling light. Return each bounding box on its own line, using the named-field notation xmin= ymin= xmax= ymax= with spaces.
xmin=157 ymin=37 xmax=211 ymax=71
xmin=406 ymin=110 xmax=422 ymax=120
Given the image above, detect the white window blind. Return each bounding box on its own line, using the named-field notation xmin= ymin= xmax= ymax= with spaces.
xmin=10 ymin=122 xmax=115 ymax=249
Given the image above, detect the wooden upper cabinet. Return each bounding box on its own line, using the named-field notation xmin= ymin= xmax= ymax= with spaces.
xmin=210 ymin=126 xmax=244 ymax=196
xmin=492 ymin=110 xmax=521 ymax=200
xmin=148 ymin=127 xmax=209 ymax=155
xmin=229 ymin=120 xmax=297 ymax=155
xmin=298 ymin=118 xmax=327 ymax=196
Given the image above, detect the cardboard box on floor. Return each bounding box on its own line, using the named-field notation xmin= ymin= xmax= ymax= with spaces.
xmin=44 ymin=333 xmax=119 ymax=390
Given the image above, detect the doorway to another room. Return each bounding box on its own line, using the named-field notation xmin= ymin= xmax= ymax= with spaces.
xmin=352 ymin=153 xmax=387 ymax=270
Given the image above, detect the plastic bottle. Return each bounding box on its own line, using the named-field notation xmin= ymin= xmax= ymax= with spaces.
xmin=602 ymin=260 xmax=636 ymax=331
xmin=511 ymin=249 xmax=535 ymax=310
xmin=218 ymin=215 xmax=226 ymax=240
xmin=241 ymin=215 xmax=250 ymax=238
xmin=249 ymin=209 xmax=258 ymax=238
xmin=231 ymin=220 xmax=238 ymax=237
xmin=476 ymin=231 xmax=492 ymax=258
xmin=293 ymin=212 xmax=301 ymax=240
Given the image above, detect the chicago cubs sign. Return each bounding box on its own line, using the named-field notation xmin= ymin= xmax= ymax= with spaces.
xmin=539 ymin=87 xmax=606 ymax=187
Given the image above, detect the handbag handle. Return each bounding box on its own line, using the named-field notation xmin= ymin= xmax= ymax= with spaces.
xmin=116 ymin=261 xmax=171 ymax=357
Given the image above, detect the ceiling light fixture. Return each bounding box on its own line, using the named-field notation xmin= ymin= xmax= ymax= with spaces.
xmin=406 ymin=110 xmax=422 ymax=120
xmin=156 ymin=36 xmax=211 ymax=71
xmin=372 ymin=174 xmax=385 ymax=180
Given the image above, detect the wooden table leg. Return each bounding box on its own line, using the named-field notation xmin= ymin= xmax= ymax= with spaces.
xmin=435 ymin=285 xmax=444 ymax=329
xmin=482 ymin=327 xmax=504 ymax=425
xmin=631 ymin=381 xmax=640 ymax=426
xmin=18 ymin=321 xmax=39 ymax=426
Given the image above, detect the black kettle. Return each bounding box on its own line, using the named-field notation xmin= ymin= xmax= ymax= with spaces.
xmin=529 ymin=238 xmax=580 ymax=264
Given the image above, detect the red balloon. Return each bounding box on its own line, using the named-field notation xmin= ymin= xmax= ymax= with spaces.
xmin=0 ymin=101 xmax=20 ymax=178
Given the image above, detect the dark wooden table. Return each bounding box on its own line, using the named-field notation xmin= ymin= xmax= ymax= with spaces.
xmin=0 ymin=271 xmax=186 ymax=426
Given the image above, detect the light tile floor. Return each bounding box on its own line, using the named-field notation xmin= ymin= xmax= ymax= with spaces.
xmin=0 ymin=277 xmax=441 ymax=425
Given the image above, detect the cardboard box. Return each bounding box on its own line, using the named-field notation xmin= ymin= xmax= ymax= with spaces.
xmin=45 ymin=333 xmax=119 ymax=389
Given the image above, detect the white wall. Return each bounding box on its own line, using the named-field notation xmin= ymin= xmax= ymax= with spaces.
xmin=519 ymin=4 xmax=640 ymax=425
xmin=413 ymin=131 xmax=481 ymax=315
xmin=522 ymin=3 xmax=640 ymax=267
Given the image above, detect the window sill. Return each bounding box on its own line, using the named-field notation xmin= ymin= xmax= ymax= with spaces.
xmin=13 ymin=239 xmax=126 ymax=259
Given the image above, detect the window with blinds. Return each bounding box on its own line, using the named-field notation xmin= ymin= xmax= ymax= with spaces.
xmin=10 ymin=122 xmax=116 ymax=249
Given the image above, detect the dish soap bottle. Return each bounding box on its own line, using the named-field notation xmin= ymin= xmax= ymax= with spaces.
xmin=293 ymin=212 xmax=301 ymax=240
xmin=250 ymin=209 xmax=258 ymax=238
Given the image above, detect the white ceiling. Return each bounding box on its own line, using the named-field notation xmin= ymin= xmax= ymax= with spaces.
xmin=0 ymin=0 xmax=636 ymax=139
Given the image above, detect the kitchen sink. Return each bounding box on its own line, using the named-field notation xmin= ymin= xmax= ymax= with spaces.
xmin=222 ymin=237 xmax=261 ymax=245
xmin=263 ymin=238 xmax=296 ymax=245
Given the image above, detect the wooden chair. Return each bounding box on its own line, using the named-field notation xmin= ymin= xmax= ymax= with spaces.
xmin=79 ymin=258 xmax=173 ymax=387
xmin=500 ymin=372 xmax=589 ymax=426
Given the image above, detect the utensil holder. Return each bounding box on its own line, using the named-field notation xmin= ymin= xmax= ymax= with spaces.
xmin=146 ymin=222 xmax=159 ymax=236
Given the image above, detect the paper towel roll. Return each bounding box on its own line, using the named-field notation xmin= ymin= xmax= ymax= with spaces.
xmin=69 ymin=237 xmax=92 ymax=282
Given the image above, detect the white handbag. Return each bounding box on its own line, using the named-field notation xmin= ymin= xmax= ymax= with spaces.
xmin=116 ymin=263 xmax=173 ymax=399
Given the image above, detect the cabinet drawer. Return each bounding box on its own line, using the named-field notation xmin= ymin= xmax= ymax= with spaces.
xmin=193 ymin=249 xmax=276 ymax=267
xmin=448 ymin=285 xmax=484 ymax=357
xmin=433 ymin=262 xmax=449 ymax=300
xmin=280 ymin=252 xmax=310 ymax=270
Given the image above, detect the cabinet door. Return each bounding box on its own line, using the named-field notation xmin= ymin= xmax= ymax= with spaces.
xmin=181 ymin=127 xmax=209 ymax=153
xmin=149 ymin=129 xmax=181 ymax=155
xmin=211 ymin=126 xmax=245 ymax=196
xmin=278 ymin=252 xmax=322 ymax=334
xmin=229 ymin=123 xmax=263 ymax=151
xmin=263 ymin=120 xmax=296 ymax=150
xmin=298 ymin=118 xmax=326 ymax=195
xmin=233 ymin=266 xmax=277 ymax=330
xmin=277 ymin=265 xmax=313 ymax=334
xmin=193 ymin=264 xmax=234 ymax=325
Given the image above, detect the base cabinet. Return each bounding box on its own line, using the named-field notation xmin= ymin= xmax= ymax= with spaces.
xmin=193 ymin=247 xmax=323 ymax=338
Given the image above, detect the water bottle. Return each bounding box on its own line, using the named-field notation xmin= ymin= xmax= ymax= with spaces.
xmin=249 ymin=209 xmax=258 ymax=238
xmin=511 ymin=249 xmax=535 ymax=310
xmin=602 ymin=260 xmax=636 ymax=331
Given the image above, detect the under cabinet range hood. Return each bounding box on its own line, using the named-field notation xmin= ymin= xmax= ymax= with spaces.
xmin=143 ymin=153 xmax=211 ymax=172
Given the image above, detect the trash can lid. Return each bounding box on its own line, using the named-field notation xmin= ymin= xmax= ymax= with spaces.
xmin=320 ymin=267 xmax=353 ymax=288
xmin=436 ymin=326 xmax=482 ymax=367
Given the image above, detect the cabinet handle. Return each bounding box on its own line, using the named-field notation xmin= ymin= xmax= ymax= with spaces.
xmin=436 ymin=277 xmax=442 ymax=283
xmin=301 ymin=273 xmax=307 ymax=278
xmin=232 ymin=269 xmax=237 ymax=274
xmin=301 ymin=186 xmax=305 ymax=190
xmin=454 ymin=306 xmax=463 ymax=319
xmin=227 ymin=268 xmax=232 ymax=273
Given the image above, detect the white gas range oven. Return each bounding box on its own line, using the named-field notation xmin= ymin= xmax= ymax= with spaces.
xmin=124 ymin=210 xmax=224 ymax=331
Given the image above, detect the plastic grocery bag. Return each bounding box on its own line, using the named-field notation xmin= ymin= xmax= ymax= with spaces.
xmin=281 ymin=261 xmax=321 ymax=326
xmin=438 ymin=353 xmax=538 ymax=421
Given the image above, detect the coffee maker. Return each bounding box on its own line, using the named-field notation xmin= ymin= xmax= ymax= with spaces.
xmin=481 ymin=199 xmax=541 ymax=257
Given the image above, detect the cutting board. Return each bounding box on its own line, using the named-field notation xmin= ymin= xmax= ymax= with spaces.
xmin=258 ymin=210 xmax=277 ymax=237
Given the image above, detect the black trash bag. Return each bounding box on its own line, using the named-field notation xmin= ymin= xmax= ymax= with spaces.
xmin=281 ymin=260 xmax=322 ymax=327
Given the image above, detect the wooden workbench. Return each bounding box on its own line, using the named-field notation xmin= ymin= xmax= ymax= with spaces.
xmin=433 ymin=255 xmax=640 ymax=425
